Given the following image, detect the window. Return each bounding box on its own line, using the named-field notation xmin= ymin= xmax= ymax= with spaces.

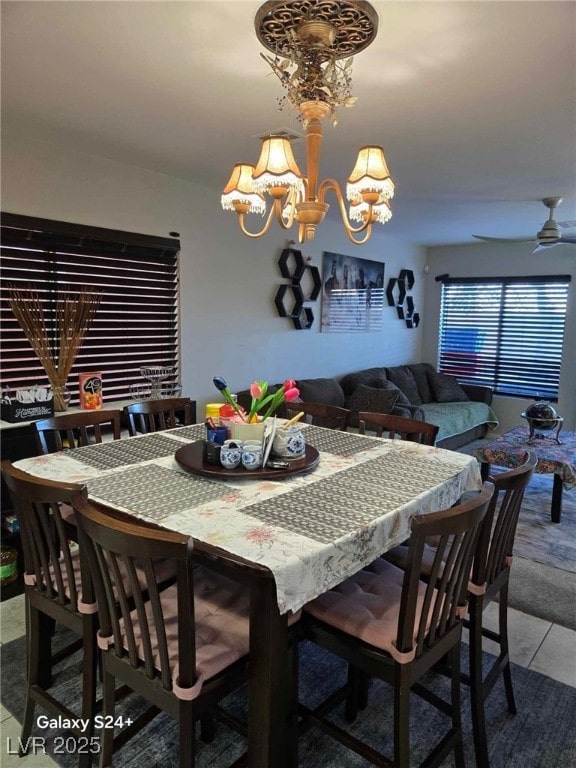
xmin=1 ymin=213 xmax=180 ymax=406
xmin=438 ymin=275 xmax=571 ymax=401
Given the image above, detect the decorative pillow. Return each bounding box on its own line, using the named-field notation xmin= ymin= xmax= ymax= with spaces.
xmin=408 ymin=363 xmax=436 ymax=404
xmin=386 ymin=366 xmax=422 ymax=405
xmin=345 ymin=383 xmax=399 ymax=428
xmin=296 ymin=378 xmax=346 ymax=408
xmin=429 ymin=372 xmax=470 ymax=403
xmin=338 ymin=367 xmax=388 ymax=399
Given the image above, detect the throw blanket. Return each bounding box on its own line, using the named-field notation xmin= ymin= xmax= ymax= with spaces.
xmin=420 ymin=401 xmax=499 ymax=443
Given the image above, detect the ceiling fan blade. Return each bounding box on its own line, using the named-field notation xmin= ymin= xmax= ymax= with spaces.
xmin=533 ymin=239 xmax=576 ymax=254
xmin=473 ymin=235 xmax=536 ymax=243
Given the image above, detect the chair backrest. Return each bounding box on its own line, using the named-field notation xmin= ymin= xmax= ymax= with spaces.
xmin=285 ymin=401 xmax=350 ymax=431
xmin=472 ymin=451 xmax=538 ymax=591
xmin=0 ymin=460 xmax=89 ymax=611
xmin=35 ymin=409 xmax=122 ymax=454
xmin=72 ymin=493 xmax=197 ymax=694
xmin=396 ymin=481 xmax=494 ymax=659
xmin=124 ymin=397 xmax=193 ymax=436
xmin=358 ymin=411 xmax=439 ymax=445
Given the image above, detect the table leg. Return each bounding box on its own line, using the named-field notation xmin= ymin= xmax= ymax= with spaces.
xmin=480 ymin=462 xmax=491 ymax=481
xmin=551 ymin=474 xmax=563 ymax=524
xmin=248 ymin=576 xmax=297 ymax=768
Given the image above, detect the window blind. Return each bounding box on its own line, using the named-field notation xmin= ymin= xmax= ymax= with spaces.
xmin=438 ymin=275 xmax=571 ymax=401
xmin=0 ymin=213 xmax=180 ymax=406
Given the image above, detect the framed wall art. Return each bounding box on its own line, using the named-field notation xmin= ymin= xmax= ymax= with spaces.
xmin=321 ymin=251 xmax=385 ymax=333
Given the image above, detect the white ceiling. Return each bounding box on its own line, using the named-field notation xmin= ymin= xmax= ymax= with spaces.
xmin=2 ymin=0 xmax=575 ymax=246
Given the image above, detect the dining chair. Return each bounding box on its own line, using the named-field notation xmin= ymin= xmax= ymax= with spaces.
xmin=123 ymin=397 xmax=193 ymax=436
xmin=284 ymin=401 xmax=350 ymax=431
xmin=464 ymin=451 xmax=538 ymax=768
xmin=72 ymin=492 xmax=252 ymax=768
xmin=34 ymin=409 xmax=123 ymax=454
xmin=298 ymin=481 xmax=495 ymax=768
xmin=0 ymin=460 xmax=97 ymax=768
xmin=384 ymin=451 xmax=538 ymax=768
xmin=358 ymin=411 xmax=439 ymax=445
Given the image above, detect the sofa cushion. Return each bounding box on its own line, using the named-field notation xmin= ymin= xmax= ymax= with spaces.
xmin=338 ymin=367 xmax=388 ymax=399
xmin=428 ymin=372 xmax=470 ymax=403
xmin=407 ymin=363 xmax=436 ymax=404
xmin=386 ymin=366 xmax=422 ymax=405
xmin=345 ymin=384 xmax=399 ymax=428
xmin=296 ymin=378 xmax=346 ymax=408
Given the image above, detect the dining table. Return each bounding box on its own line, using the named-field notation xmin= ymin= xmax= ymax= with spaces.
xmin=14 ymin=422 xmax=482 ymax=767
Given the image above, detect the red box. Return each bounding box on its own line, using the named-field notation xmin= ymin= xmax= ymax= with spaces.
xmin=79 ymin=371 xmax=103 ymax=410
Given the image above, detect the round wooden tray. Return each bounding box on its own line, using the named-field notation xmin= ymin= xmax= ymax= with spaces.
xmin=174 ymin=441 xmax=320 ymax=480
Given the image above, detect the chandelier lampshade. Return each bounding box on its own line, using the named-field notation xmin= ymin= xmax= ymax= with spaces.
xmin=252 ymin=135 xmax=304 ymax=199
xmin=346 ymin=145 xmax=395 ymax=204
xmin=349 ymin=196 xmax=392 ymax=225
xmin=221 ymin=0 xmax=393 ymax=245
xmin=221 ymin=163 xmax=266 ymax=215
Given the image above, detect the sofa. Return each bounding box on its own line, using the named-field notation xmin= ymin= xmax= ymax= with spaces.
xmin=237 ymin=363 xmax=498 ymax=450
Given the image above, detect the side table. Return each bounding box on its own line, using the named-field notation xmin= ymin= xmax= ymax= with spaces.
xmin=474 ymin=427 xmax=576 ymax=523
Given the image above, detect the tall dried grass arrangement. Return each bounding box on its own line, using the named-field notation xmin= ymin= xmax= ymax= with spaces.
xmin=7 ymin=284 xmax=102 ymax=410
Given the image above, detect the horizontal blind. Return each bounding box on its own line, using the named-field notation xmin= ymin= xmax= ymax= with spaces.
xmin=439 ymin=276 xmax=571 ymax=400
xmin=1 ymin=213 xmax=180 ymax=406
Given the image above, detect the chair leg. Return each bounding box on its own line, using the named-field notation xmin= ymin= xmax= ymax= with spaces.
xmin=498 ymin=582 xmax=516 ymax=715
xmin=37 ymin=611 xmax=54 ymax=690
xmin=344 ymin=665 xmax=370 ymax=722
xmin=20 ymin=605 xmax=44 ymax=750
xmin=393 ymin=664 xmax=410 ymax=768
xmin=469 ymin=599 xmax=490 ymax=768
xmin=99 ymin=668 xmax=116 ymax=768
xmin=450 ymin=644 xmax=465 ymax=768
xmin=78 ymin=616 xmax=98 ymax=768
xmin=344 ymin=665 xmax=361 ymax=723
xmin=199 ymin=713 xmax=215 ymax=743
xmin=179 ymin=701 xmax=194 ymax=768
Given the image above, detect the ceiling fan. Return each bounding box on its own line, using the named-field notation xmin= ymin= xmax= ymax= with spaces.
xmin=473 ymin=197 xmax=576 ymax=253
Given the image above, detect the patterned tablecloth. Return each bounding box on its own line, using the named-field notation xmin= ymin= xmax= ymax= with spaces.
xmin=15 ymin=424 xmax=482 ymax=615
xmin=474 ymin=427 xmax=576 ymax=489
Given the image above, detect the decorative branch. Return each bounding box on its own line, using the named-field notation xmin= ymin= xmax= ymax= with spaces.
xmin=7 ymin=284 xmax=102 ymax=410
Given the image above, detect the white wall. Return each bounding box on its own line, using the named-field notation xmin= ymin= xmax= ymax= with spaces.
xmin=422 ymin=243 xmax=576 ymax=432
xmin=2 ymin=135 xmax=426 ymax=416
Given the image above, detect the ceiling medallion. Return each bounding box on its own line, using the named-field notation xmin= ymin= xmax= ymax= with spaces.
xmin=221 ymin=0 xmax=394 ymax=245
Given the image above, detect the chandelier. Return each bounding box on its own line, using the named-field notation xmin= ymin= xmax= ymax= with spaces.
xmin=221 ymin=0 xmax=394 ymax=245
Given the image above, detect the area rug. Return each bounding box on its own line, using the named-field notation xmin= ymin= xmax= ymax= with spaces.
xmin=1 ymin=630 xmax=575 ymax=767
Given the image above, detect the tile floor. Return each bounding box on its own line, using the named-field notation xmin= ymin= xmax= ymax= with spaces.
xmin=1 ymin=593 xmax=575 ymax=767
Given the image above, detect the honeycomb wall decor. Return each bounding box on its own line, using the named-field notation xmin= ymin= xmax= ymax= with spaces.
xmin=386 ymin=269 xmax=420 ymax=328
xmin=275 ymin=247 xmax=320 ymax=329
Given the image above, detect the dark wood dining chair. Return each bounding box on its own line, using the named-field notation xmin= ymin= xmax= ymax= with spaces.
xmin=34 ymin=409 xmax=123 ymax=454
xmin=298 ymin=481 xmax=495 ymax=768
xmin=464 ymin=451 xmax=538 ymax=768
xmin=284 ymin=401 xmax=350 ymax=431
xmin=123 ymin=397 xmax=193 ymax=436
xmin=358 ymin=411 xmax=439 ymax=445
xmin=0 ymin=460 xmax=97 ymax=768
xmin=72 ymin=492 xmax=252 ymax=768
xmin=383 ymin=451 xmax=538 ymax=768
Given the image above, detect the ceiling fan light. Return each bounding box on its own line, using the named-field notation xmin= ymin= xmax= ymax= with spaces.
xmin=346 ymin=145 xmax=395 ymax=203
xmin=221 ymin=163 xmax=266 ymax=215
xmin=252 ymin=135 xmax=303 ymax=198
xmin=349 ymin=196 xmax=392 ymax=225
